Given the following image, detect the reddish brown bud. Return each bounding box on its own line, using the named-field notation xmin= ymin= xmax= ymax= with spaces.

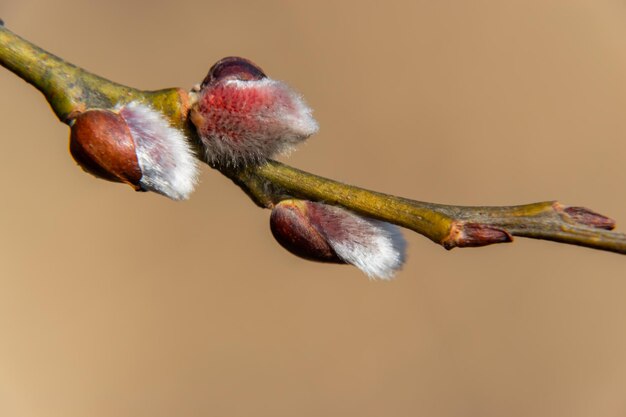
xmin=563 ymin=206 xmax=615 ymax=230
xmin=443 ymin=222 xmax=512 ymax=249
xmin=270 ymin=200 xmax=406 ymax=279
xmin=270 ymin=200 xmax=343 ymax=263
xmin=70 ymin=109 xmax=142 ymax=189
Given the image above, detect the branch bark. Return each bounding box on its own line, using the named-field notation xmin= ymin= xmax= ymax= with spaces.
xmin=1 ymin=21 xmax=625 ymax=255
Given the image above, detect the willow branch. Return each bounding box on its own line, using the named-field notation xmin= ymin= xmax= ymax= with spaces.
xmin=1 ymin=21 xmax=625 ymax=254
xmin=0 ymin=22 xmax=190 ymax=128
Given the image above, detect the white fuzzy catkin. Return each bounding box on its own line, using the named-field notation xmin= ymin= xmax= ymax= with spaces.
xmin=118 ymin=102 xmax=199 ymax=200
xmin=312 ymin=203 xmax=407 ymax=279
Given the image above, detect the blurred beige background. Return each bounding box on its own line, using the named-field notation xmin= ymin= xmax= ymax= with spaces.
xmin=1 ymin=1 xmax=626 ymax=416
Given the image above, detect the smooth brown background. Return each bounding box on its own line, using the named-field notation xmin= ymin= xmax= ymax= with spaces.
xmin=1 ymin=1 xmax=626 ymax=416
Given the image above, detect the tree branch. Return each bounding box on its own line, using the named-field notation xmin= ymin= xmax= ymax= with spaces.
xmin=2 ymin=21 xmax=625 ymax=255
xmin=223 ymin=161 xmax=625 ymax=253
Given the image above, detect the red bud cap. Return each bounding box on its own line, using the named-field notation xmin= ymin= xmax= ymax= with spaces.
xmin=70 ymin=109 xmax=142 ymax=189
xmin=191 ymin=56 xmax=319 ymax=166
xmin=201 ymin=56 xmax=266 ymax=87
xmin=271 ymin=200 xmax=406 ymax=279
xmin=270 ymin=199 xmax=343 ymax=263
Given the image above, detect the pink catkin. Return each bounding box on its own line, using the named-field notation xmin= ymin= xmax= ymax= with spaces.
xmin=193 ymin=73 xmax=318 ymax=165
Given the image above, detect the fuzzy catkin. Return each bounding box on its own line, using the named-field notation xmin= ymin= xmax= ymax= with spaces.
xmin=191 ymin=58 xmax=318 ymax=166
xmin=118 ymin=102 xmax=199 ymax=200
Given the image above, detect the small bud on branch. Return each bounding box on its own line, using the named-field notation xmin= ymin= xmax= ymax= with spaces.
xmin=442 ymin=223 xmax=513 ymax=249
xmin=562 ymin=206 xmax=615 ymax=230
